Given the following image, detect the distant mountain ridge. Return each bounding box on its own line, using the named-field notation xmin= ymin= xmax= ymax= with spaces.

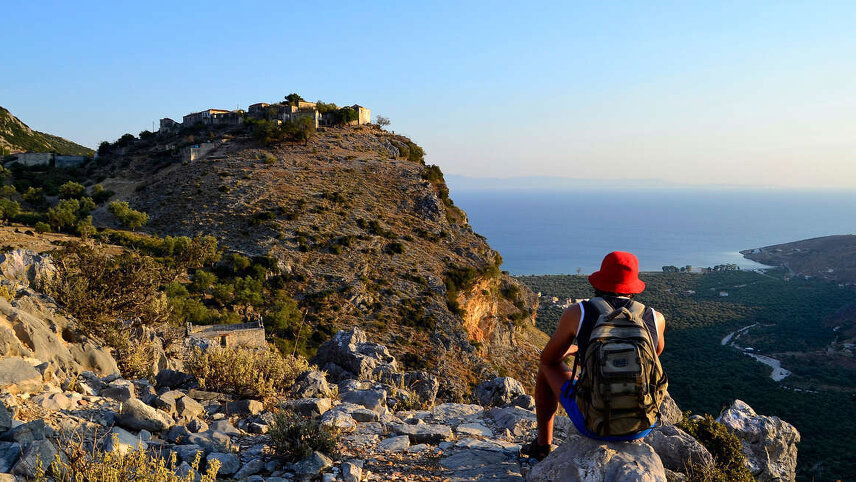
xmin=0 ymin=106 xmax=93 ymax=157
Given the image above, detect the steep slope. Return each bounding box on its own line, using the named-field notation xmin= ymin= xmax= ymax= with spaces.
xmin=0 ymin=106 xmax=93 ymax=156
xmin=95 ymin=123 xmax=547 ymax=399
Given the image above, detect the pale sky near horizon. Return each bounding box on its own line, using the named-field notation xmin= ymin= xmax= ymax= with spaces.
xmin=2 ymin=1 xmax=856 ymax=188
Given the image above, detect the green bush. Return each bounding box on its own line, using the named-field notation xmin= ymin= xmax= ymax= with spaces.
xmin=265 ymin=295 xmax=303 ymax=337
xmin=677 ymin=414 xmax=753 ymax=482
xmin=47 ymin=198 xmax=90 ymax=231
xmin=0 ymin=185 xmax=17 ymax=198
xmin=269 ymin=411 xmax=340 ymax=462
xmin=108 ymin=201 xmax=149 ymax=230
xmin=58 ymin=181 xmax=86 ymax=199
xmin=0 ymin=199 xmax=20 ymax=222
xmin=34 ymin=221 xmax=50 ymax=233
xmin=22 ymin=187 xmax=46 ymax=208
xmin=91 ymin=184 xmax=114 ymax=204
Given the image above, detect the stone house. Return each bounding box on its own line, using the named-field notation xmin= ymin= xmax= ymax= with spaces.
xmin=12 ymin=152 xmax=86 ymax=168
xmin=248 ymin=103 xmax=270 ymax=117
xmin=14 ymin=152 xmax=53 ymax=166
xmin=280 ymin=103 xmax=321 ymax=128
xmin=159 ymin=117 xmax=180 ymax=133
xmin=350 ymin=105 xmax=372 ymax=125
xmin=182 ymin=109 xmax=232 ymax=126
xmin=55 ymin=155 xmax=87 ymax=168
xmin=182 ymin=142 xmax=219 ymax=161
xmin=186 ymin=320 xmax=267 ymax=350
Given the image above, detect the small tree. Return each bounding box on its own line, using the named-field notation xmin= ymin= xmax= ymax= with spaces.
xmin=76 ymin=215 xmax=96 ymax=238
xmin=59 ymin=181 xmax=86 ymax=199
xmin=376 ymin=115 xmax=391 ymax=127
xmin=0 ymin=185 xmax=17 ymax=199
xmin=91 ymin=184 xmax=114 ymax=204
xmin=22 ymin=187 xmax=46 ymax=208
xmin=47 ymin=199 xmax=83 ymax=230
xmin=285 ymin=93 xmax=305 ymax=105
xmin=108 ymin=201 xmax=149 ymax=230
xmin=0 ymin=199 xmax=20 ymax=223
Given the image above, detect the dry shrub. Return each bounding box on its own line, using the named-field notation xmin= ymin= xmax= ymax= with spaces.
xmin=116 ymin=338 xmax=158 ymax=381
xmin=35 ymin=434 xmax=220 ymax=482
xmin=185 ymin=346 xmax=309 ymax=399
xmin=45 ymin=243 xmax=173 ymax=343
xmin=269 ymin=411 xmax=340 ymax=462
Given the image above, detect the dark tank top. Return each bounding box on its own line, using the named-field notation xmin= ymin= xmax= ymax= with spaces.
xmin=575 ymin=296 xmax=659 ymax=361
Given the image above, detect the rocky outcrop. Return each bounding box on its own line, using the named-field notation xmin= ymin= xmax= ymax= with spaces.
xmin=0 ymin=250 xmax=118 ymax=379
xmin=0 ymin=294 xmax=118 ymax=380
xmin=312 ymin=327 xmax=439 ymax=406
xmin=717 ymin=400 xmax=800 ymax=481
xmin=0 ymin=250 xmax=55 ymax=291
xmin=527 ymin=435 xmax=667 ymax=481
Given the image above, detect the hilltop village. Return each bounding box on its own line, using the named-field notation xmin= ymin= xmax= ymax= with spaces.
xmin=5 ymin=96 xmax=372 ymax=167
xmin=158 ymin=98 xmax=371 ymax=134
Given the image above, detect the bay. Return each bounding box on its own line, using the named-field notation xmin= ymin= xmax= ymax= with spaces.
xmin=451 ymin=187 xmax=856 ymax=275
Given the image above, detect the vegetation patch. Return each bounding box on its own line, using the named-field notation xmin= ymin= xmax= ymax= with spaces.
xmin=269 ymin=411 xmax=340 ymax=462
xmin=677 ymin=414 xmax=753 ymax=482
xmin=186 ymin=346 xmax=309 ymax=399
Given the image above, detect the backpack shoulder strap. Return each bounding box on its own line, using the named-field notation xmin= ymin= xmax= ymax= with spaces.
xmin=588 ymin=297 xmax=614 ymax=317
xmin=626 ymin=300 xmax=646 ymax=321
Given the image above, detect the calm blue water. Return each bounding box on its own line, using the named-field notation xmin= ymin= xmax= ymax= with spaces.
xmin=451 ymin=189 xmax=856 ymax=275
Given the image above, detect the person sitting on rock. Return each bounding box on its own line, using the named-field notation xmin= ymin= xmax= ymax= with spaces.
xmin=522 ymin=251 xmax=668 ymax=460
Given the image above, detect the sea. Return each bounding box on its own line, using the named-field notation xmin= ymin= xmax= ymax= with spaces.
xmin=449 ymin=187 xmax=856 ymax=275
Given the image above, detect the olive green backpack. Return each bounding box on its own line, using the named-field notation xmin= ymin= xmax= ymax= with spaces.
xmin=571 ymin=297 xmax=669 ymax=437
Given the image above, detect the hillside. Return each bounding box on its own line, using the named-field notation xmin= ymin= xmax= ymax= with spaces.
xmin=0 ymin=106 xmax=93 ymax=156
xmin=741 ymin=234 xmax=856 ymax=284
xmin=91 ymin=120 xmax=547 ymax=400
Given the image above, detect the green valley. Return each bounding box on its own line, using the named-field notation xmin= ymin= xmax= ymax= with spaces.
xmin=518 ymin=270 xmax=856 ymax=481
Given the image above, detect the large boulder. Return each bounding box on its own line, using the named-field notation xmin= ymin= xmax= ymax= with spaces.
xmin=658 ymin=394 xmax=682 ymax=426
xmin=311 ymin=328 xmax=398 ymax=382
xmin=405 ymin=371 xmax=440 ymax=405
xmin=0 ymin=250 xmax=55 ymax=290
xmin=0 ymin=357 xmax=42 ymax=394
xmin=0 ymin=294 xmax=118 ymax=379
xmin=474 ymin=377 xmax=527 ymax=407
xmin=116 ymin=398 xmax=175 ymax=432
xmin=12 ymin=439 xmax=59 ymax=479
xmin=527 ymin=435 xmax=667 ymax=481
xmin=645 ymin=425 xmax=713 ymax=473
xmin=289 ymin=369 xmax=335 ymax=399
xmin=717 ymin=400 xmax=800 ymax=482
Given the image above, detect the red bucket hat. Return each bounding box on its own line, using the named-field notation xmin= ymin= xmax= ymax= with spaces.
xmin=588 ymin=251 xmax=646 ymax=294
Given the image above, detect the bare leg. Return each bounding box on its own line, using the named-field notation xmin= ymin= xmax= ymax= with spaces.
xmin=535 ymin=362 xmax=573 ymax=445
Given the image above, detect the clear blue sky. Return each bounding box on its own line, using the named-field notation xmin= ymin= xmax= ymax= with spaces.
xmin=3 ymin=1 xmax=856 ymax=188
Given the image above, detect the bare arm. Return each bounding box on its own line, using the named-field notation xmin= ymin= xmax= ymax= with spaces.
xmin=540 ymin=304 xmax=581 ymax=366
xmin=654 ymin=310 xmax=666 ymax=355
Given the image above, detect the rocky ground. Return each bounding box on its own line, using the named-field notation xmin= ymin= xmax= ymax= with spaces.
xmin=0 ymin=322 xmax=801 ymax=481
xmin=0 ymin=250 xmax=802 ymax=481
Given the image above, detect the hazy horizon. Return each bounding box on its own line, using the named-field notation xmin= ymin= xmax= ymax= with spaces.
xmin=4 ymin=2 xmax=856 ymax=189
